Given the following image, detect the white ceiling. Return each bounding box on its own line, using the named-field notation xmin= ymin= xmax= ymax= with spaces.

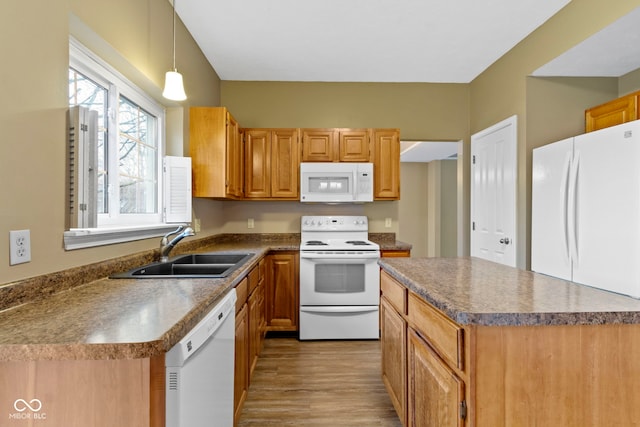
xmin=400 ymin=141 xmax=459 ymax=163
xmin=175 ymin=0 xmax=571 ymax=83
xmin=533 ymin=6 xmax=640 ymax=77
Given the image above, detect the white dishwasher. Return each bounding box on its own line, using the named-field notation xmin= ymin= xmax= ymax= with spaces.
xmin=165 ymin=288 xmax=236 ymax=427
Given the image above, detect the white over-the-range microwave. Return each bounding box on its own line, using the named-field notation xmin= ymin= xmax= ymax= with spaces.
xmin=300 ymin=162 xmax=373 ymax=203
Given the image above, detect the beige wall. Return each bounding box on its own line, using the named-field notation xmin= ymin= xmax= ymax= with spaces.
xmin=439 ymin=160 xmax=458 ymax=257
xmin=217 ymin=82 xmax=470 ymax=253
xmin=399 ymin=163 xmax=429 ymax=257
xmin=470 ymin=0 xmax=640 ymax=268
xmin=4 ymin=0 xmax=640 ymax=284
xmin=1 ymin=0 xmax=221 ymax=284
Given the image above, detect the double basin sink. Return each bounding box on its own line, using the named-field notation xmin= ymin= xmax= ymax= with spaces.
xmin=111 ymin=252 xmax=254 ymax=279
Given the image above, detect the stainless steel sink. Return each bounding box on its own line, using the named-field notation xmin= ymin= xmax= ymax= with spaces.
xmin=110 ymin=253 xmax=254 ymax=279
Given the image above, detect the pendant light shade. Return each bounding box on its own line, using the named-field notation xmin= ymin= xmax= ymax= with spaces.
xmin=163 ymin=0 xmax=187 ymax=101
xmin=163 ymin=70 xmax=187 ymax=101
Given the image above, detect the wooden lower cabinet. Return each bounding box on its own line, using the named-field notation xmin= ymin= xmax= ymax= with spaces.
xmin=234 ymin=279 xmax=249 ymax=425
xmin=381 ymin=296 xmax=407 ymax=425
xmin=0 ymin=356 xmax=165 ymax=427
xmin=407 ymin=328 xmax=465 ymax=427
xmin=248 ymin=265 xmax=263 ymax=377
xmin=265 ymin=252 xmax=299 ymax=332
xmin=234 ymin=262 xmax=268 ymax=425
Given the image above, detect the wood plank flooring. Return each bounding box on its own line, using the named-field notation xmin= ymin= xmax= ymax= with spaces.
xmin=238 ymin=337 xmax=403 ymax=427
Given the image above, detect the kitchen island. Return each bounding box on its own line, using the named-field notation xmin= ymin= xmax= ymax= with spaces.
xmin=379 ymin=257 xmax=640 ymax=427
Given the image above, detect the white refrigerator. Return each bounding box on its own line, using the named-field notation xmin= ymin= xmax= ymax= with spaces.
xmin=531 ymin=120 xmax=640 ymax=298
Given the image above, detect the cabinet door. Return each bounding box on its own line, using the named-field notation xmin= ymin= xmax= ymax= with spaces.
xmin=301 ymin=129 xmax=337 ymax=162
xmin=408 ymin=328 xmax=465 ymax=427
xmin=339 ymin=129 xmax=371 ymax=162
xmin=373 ymin=129 xmax=400 ymax=199
xmin=190 ymin=107 xmax=229 ymax=198
xmin=258 ymin=259 xmax=267 ymax=341
xmin=381 ymin=297 xmax=407 ymax=425
xmin=234 ymin=303 xmax=249 ymax=424
xmin=226 ymin=112 xmax=243 ymax=197
xmin=244 ymin=129 xmax=271 ymax=198
xmin=265 ymin=252 xmax=299 ymax=331
xmin=271 ymin=129 xmax=299 ymax=198
xmin=248 ymin=288 xmax=260 ymax=378
xmin=585 ymin=94 xmax=638 ymax=132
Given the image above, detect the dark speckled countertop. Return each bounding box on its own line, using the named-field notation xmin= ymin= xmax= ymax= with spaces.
xmin=0 ymin=233 xmax=409 ymax=362
xmin=379 ymin=257 xmax=640 ymax=326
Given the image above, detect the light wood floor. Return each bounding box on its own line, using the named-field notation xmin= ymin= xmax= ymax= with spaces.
xmin=238 ymin=337 xmax=403 ymax=427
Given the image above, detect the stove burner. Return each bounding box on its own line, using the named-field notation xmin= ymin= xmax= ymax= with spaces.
xmin=305 ymin=240 xmax=328 ymax=246
xmin=345 ymin=240 xmax=371 ymax=246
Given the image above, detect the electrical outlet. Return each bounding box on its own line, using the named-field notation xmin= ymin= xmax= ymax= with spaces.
xmin=9 ymin=229 xmax=31 ymax=265
xmin=385 ymin=218 xmax=392 ymax=228
xmin=194 ymin=218 xmax=201 ymax=232
xmin=247 ymin=218 xmax=255 ymax=229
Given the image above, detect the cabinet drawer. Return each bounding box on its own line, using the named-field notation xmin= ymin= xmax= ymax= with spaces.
xmin=408 ymin=292 xmax=463 ymax=370
xmin=248 ymin=267 xmax=260 ymax=295
xmin=381 ymin=271 xmax=407 ymax=314
xmin=235 ymin=277 xmax=248 ymax=313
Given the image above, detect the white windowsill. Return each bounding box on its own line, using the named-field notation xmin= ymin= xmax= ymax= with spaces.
xmin=64 ymin=224 xmax=186 ymax=250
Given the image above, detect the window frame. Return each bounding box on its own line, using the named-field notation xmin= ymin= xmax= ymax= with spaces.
xmin=65 ymin=37 xmax=186 ymax=250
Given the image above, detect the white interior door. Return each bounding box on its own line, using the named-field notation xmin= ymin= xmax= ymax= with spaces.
xmin=470 ymin=115 xmax=517 ymax=267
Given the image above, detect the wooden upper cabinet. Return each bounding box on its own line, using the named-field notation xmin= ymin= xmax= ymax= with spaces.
xmin=373 ymin=129 xmax=400 ymax=200
xmin=301 ymin=128 xmax=371 ymax=162
xmin=190 ymin=107 xmax=243 ymax=199
xmin=271 ymin=129 xmax=299 ymax=198
xmin=243 ymin=128 xmax=299 ymax=199
xmin=226 ymin=114 xmax=243 ymax=197
xmin=244 ymin=129 xmax=271 ymax=199
xmin=301 ymin=128 xmax=337 ymax=162
xmin=190 ymin=112 xmax=399 ymax=200
xmin=585 ymin=90 xmax=640 ymax=132
xmin=339 ymin=129 xmax=371 ymax=162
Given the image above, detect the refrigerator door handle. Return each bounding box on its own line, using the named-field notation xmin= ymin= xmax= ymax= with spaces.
xmin=560 ymin=153 xmax=572 ymax=264
xmin=568 ymin=152 xmax=580 ymax=267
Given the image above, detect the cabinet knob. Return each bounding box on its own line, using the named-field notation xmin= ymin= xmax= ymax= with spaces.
xmin=499 ymin=237 xmax=511 ymax=245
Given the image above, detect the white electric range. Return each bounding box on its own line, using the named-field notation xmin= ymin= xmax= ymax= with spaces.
xmin=299 ymin=215 xmax=381 ymax=340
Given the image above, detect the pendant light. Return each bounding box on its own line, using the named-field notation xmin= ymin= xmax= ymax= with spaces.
xmin=163 ymin=0 xmax=187 ymax=101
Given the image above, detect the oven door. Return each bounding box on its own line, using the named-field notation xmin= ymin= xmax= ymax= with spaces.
xmin=299 ymin=252 xmax=380 ymax=306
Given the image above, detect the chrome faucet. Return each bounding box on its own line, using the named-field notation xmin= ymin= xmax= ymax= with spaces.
xmin=160 ymin=225 xmax=195 ymax=262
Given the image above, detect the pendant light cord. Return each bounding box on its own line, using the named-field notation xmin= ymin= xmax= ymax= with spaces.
xmin=172 ymin=0 xmax=177 ymax=71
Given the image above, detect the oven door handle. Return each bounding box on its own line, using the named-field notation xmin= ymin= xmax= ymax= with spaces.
xmin=300 ymin=306 xmax=379 ymax=314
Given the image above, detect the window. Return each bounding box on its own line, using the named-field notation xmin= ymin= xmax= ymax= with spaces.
xmin=65 ymin=38 xmax=190 ymax=250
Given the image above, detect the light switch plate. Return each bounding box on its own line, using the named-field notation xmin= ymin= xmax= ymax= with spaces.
xmin=10 ymin=229 xmax=31 ymax=265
